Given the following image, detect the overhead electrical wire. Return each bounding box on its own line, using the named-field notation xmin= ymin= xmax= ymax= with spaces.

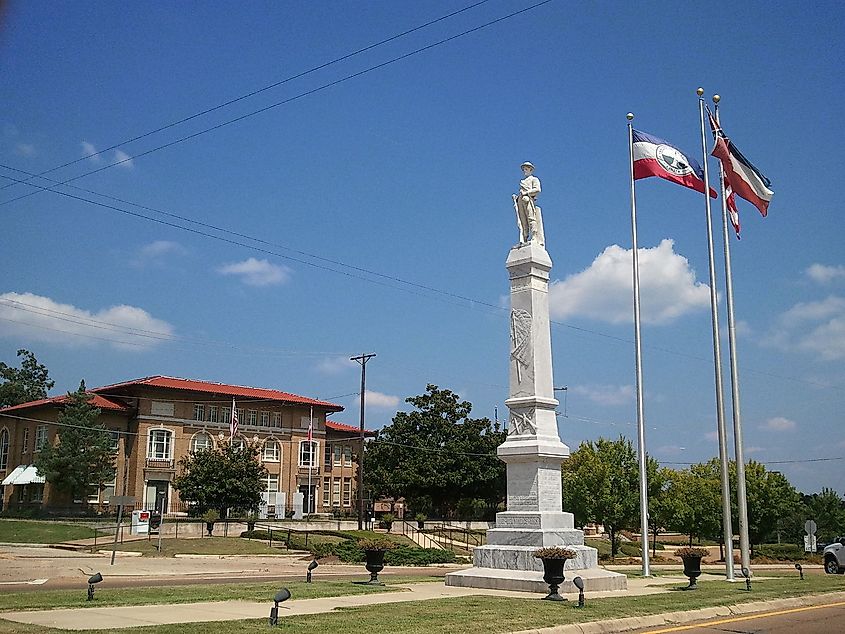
xmin=0 ymin=0 xmax=494 ymax=194
xmin=0 ymin=0 xmax=553 ymax=208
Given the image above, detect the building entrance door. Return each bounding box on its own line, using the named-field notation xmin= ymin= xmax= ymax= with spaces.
xmin=145 ymin=480 xmax=169 ymax=513
xmin=298 ymin=484 xmax=315 ymax=514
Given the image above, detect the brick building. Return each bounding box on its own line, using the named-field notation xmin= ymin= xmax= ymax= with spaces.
xmin=0 ymin=376 xmax=371 ymax=516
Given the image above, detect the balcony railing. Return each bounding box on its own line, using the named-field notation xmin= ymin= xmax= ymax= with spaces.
xmin=145 ymin=457 xmax=175 ymax=469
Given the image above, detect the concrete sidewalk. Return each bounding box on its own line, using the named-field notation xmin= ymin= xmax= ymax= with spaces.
xmin=0 ymin=577 xmax=684 ymax=630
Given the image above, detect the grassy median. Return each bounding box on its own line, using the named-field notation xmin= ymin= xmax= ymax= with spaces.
xmin=0 ymin=573 xmax=843 ymax=633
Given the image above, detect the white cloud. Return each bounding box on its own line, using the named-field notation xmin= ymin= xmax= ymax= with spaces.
xmin=570 ymin=384 xmax=634 ymax=406
xmin=549 ymin=239 xmax=710 ymax=325
xmin=217 ymin=258 xmax=290 ymax=287
xmin=81 ymin=141 xmax=101 ymax=163
xmin=759 ymin=417 xmax=797 ymax=432
xmin=806 ymin=264 xmax=845 ymax=284
xmin=766 ymin=295 xmax=845 ymax=360
xmin=0 ymin=291 xmax=174 ymax=350
xmin=316 ymin=356 xmax=356 ymax=375
xmin=131 ymin=240 xmax=187 ymax=268
xmin=358 ymin=390 xmax=400 ymax=409
xmin=15 ymin=143 xmax=36 ymax=157
xmin=654 ymin=444 xmax=686 ymax=455
xmin=114 ymin=149 xmax=134 ymax=168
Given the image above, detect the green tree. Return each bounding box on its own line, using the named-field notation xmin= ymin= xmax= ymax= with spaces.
xmin=173 ymin=440 xmax=267 ymax=518
xmin=0 ymin=349 xmax=54 ymax=408
xmin=34 ymin=381 xmax=115 ymax=505
xmin=647 ymin=460 xmax=679 ymax=556
xmin=665 ymin=465 xmax=722 ymax=546
xmin=562 ymin=436 xmax=639 ymax=558
xmin=737 ymin=461 xmax=801 ymax=552
xmin=804 ymin=488 xmax=845 ymax=543
xmin=363 ymin=385 xmax=506 ymax=518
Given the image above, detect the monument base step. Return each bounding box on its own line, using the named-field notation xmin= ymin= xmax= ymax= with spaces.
xmin=444 ymin=566 xmax=627 ymax=593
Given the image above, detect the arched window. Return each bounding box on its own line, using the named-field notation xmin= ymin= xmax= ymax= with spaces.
xmin=263 ymin=440 xmax=280 ymax=462
xmin=147 ymin=429 xmax=173 ymax=460
xmin=0 ymin=428 xmax=9 ymax=471
xmin=191 ymin=432 xmax=213 ymax=453
xmin=231 ymin=436 xmax=246 ymax=451
xmin=299 ymin=440 xmax=318 ymax=467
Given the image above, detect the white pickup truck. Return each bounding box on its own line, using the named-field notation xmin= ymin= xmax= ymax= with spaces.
xmin=823 ymin=536 xmax=845 ymax=574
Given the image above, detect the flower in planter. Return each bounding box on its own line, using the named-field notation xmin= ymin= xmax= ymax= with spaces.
xmin=534 ymin=546 xmax=577 ymax=560
xmin=357 ymin=537 xmax=397 ymax=552
xmin=674 ymin=547 xmax=708 ymax=559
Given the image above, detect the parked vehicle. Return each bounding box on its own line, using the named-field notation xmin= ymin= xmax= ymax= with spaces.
xmin=823 ymin=536 xmax=845 ymax=574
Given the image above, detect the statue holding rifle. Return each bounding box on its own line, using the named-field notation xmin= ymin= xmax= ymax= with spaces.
xmin=513 ymin=161 xmax=545 ymax=246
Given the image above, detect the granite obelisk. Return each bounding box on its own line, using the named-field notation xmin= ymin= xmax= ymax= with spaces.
xmin=446 ymin=163 xmax=626 ymax=593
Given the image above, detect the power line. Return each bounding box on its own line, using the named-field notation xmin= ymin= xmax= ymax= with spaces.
xmin=0 ymin=0 xmax=494 ymax=194
xmin=0 ymin=0 xmax=552 ymax=209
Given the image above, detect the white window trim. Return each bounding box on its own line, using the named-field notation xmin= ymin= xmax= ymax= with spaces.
xmin=298 ymin=440 xmax=318 ymax=468
xmin=190 ymin=431 xmax=213 ymax=453
xmin=263 ymin=440 xmax=280 ymax=462
xmin=147 ymin=428 xmax=174 ymax=460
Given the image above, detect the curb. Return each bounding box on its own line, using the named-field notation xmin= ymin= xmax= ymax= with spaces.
xmin=511 ymin=591 xmax=845 ymax=634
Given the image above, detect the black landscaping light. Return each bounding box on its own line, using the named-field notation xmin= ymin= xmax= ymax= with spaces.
xmin=741 ymin=567 xmax=751 ymax=591
xmin=794 ymin=563 xmax=804 ymax=581
xmin=87 ymin=572 xmax=103 ymax=601
xmin=572 ymin=576 xmax=585 ymax=608
xmin=268 ymin=588 xmax=291 ymax=626
xmin=307 ymin=559 xmax=318 ymax=583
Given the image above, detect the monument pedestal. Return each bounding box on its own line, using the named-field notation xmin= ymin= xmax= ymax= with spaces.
xmin=446 ymin=240 xmax=626 ymax=594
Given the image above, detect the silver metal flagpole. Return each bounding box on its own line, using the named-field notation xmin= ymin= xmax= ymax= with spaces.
xmin=713 ymin=95 xmax=751 ymax=575
xmin=308 ymin=405 xmax=313 ymax=515
xmin=697 ymin=87 xmax=735 ymax=581
xmin=627 ymin=113 xmax=650 ymax=577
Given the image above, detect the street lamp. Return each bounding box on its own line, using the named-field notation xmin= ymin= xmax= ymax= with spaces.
xmin=794 ymin=563 xmax=804 ymax=581
xmin=86 ymin=572 xmax=103 ymax=601
xmin=741 ymin=567 xmax=751 ymax=591
xmin=268 ymin=588 xmax=291 ymax=625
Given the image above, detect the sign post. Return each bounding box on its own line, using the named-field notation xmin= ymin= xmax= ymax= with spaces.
xmin=804 ymin=520 xmax=817 ymax=553
xmin=109 ymin=495 xmax=135 ymax=566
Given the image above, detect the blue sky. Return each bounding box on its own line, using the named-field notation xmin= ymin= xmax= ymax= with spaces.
xmin=1 ymin=1 xmax=843 ymax=495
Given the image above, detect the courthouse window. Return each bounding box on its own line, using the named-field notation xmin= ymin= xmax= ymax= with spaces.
xmin=147 ymin=429 xmax=172 ymax=460
xmin=193 ymin=404 xmax=205 ymax=421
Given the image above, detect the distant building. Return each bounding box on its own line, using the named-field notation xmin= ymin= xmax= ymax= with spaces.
xmin=0 ymin=375 xmax=373 ymax=516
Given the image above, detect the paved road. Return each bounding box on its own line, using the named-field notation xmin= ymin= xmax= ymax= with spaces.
xmin=629 ymin=600 xmax=845 ymax=633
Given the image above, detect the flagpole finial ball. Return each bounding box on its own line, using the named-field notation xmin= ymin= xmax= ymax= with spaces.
xmin=626 ymin=113 xmax=634 ymax=121
xmin=713 ymin=94 xmax=721 ymax=103
xmin=696 ymin=87 xmax=704 ymax=96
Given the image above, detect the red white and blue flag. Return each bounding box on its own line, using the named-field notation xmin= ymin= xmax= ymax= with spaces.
xmin=632 ymin=129 xmax=717 ymax=198
xmin=230 ymin=397 xmax=238 ymax=438
xmin=707 ymin=108 xmax=773 ymax=218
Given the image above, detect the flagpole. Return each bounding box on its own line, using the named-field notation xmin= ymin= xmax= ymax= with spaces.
xmin=627 ymin=113 xmax=650 ymax=578
xmin=713 ymin=95 xmax=752 ymax=576
xmin=697 ymin=88 xmax=735 ymax=581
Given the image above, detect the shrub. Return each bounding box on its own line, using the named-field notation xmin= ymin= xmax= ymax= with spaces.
xmin=675 ymin=547 xmax=708 ymax=558
xmin=358 ymin=537 xmax=396 ymax=551
xmin=754 ymin=544 xmax=805 ymax=561
xmin=384 ymin=546 xmax=457 ymax=566
xmin=335 ymin=540 xmax=364 ymax=562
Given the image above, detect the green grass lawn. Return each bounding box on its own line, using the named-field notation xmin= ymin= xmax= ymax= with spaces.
xmin=109 ymin=537 xmax=289 ymax=557
xmin=0 ymin=577 xmax=430 ymax=612
xmin=0 ymin=574 xmax=841 ymax=634
xmin=0 ymin=519 xmax=105 ymax=544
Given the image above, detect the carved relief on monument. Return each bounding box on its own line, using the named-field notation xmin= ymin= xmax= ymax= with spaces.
xmin=508 ymin=407 xmax=536 ymax=436
xmin=497 ymin=514 xmax=541 ymax=528
xmin=510 ymin=308 xmax=533 ymax=389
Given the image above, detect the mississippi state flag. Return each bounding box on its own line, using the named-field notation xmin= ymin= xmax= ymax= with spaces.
xmin=707 ymin=109 xmax=773 ymax=217
xmin=633 ymin=129 xmax=716 ymax=198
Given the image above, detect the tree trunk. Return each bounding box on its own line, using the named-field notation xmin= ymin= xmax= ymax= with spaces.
xmin=609 ymin=526 xmax=617 ymax=558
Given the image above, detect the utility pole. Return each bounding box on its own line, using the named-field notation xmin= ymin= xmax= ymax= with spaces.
xmin=351 ymin=353 xmax=375 ymax=530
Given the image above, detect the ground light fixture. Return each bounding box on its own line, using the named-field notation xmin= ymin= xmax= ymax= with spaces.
xmin=268 ymin=588 xmax=291 ymax=626
xmin=572 ymin=576 xmax=585 ymax=608
xmin=794 ymin=563 xmax=804 ymax=581
xmin=741 ymin=567 xmax=751 ymax=591
xmin=307 ymin=559 xmax=318 ymax=583
xmin=86 ymin=573 xmax=103 ymax=601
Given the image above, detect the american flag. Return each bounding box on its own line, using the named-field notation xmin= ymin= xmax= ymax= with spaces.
xmin=230 ymin=398 xmax=238 ymax=438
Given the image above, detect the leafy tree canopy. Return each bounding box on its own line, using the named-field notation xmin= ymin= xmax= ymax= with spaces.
xmin=363 ymin=384 xmax=506 ymax=518
xmin=34 ymin=380 xmax=115 ymax=503
xmin=562 ymin=436 xmax=639 ymax=557
xmin=173 ymin=440 xmax=267 ymax=518
xmin=0 ymin=349 xmax=54 ymax=408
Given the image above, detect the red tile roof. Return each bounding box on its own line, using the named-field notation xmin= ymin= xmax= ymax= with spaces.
xmin=92 ymin=376 xmax=344 ymax=412
xmin=0 ymin=393 xmax=132 ymax=414
xmin=326 ymin=419 xmax=376 ymax=436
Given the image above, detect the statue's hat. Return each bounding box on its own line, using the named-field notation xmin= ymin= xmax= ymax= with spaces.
xmin=521 ymin=161 xmax=535 ymax=170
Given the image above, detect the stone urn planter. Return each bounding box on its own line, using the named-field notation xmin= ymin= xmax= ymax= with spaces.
xmin=676 ymin=547 xmax=707 ymax=590
xmin=534 ymin=547 xmax=576 ymax=601
xmin=202 ymin=510 xmax=220 ymax=537
xmin=358 ymin=538 xmax=395 ymax=585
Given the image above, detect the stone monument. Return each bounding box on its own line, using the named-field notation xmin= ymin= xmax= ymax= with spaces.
xmin=445 ymin=163 xmax=626 ymax=593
